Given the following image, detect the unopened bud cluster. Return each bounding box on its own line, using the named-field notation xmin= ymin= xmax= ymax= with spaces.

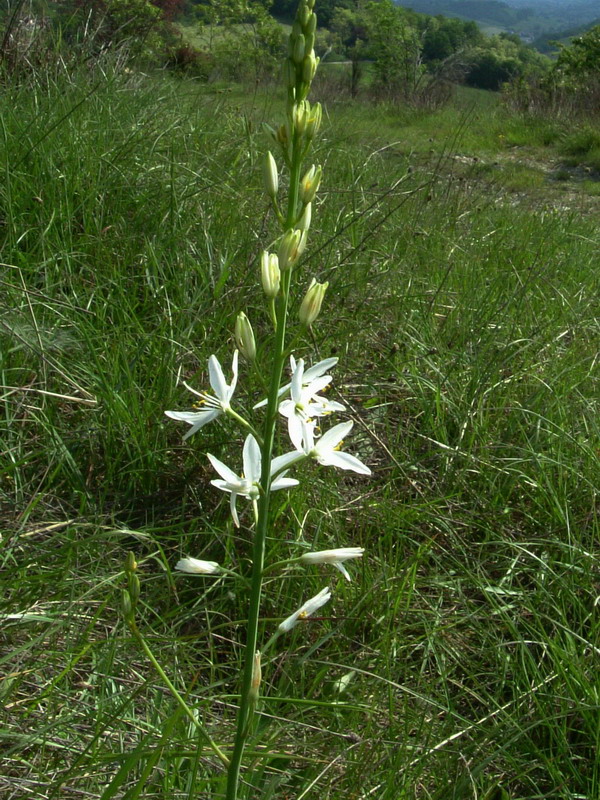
xmin=122 ymin=551 xmax=139 ymax=624
xmin=286 ymin=0 xmax=318 ymax=104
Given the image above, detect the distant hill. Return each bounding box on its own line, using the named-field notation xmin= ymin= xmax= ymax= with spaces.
xmin=533 ymin=17 xmax=600 ymax=52
xmin=395 ymin=0 xmax=600 ymax=39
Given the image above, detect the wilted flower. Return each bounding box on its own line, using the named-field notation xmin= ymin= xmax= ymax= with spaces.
xmin=175 ymin=557 xmax=220 ymax=574
xmin=165 ymin=352 xmax=238 ymax=441
xmin=300 ymin=547 xmax=364 ymax=582
xmin=208 ymin=435 xmax=298 ymax=527
xmin=250 ymin=650 xmax=261 ymax=701
xmin=278 ymin=587 xmax=331 ymax=632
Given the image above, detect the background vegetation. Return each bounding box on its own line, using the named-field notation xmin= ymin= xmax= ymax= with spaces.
xmin=1 ymin=1 xmax=600 ymax=798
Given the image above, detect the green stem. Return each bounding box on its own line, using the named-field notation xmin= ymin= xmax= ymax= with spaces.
xmin=128 ymin=620 xmax=230 ymax=767
xmin=224 ymin=125 xmax=304 ymax=800
xmin=227 ymin=407 xmax=263 ymax=445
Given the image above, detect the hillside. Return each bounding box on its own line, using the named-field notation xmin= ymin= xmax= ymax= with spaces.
xmin=395 ymin=0 xmax=599 ymax=38
xmin=533 ymin=15 xmax=600 ymax=51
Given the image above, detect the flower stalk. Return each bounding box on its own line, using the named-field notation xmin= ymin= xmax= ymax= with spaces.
xmin=157 ymin=1 xmax=371 ymax=797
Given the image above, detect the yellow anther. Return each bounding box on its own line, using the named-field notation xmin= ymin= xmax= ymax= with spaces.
xmin=334 ymin=440 xmax=344 ymax=451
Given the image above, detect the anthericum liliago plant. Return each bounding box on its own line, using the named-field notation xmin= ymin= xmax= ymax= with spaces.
xmin=122 ymin=2 xmax=371 ymax=797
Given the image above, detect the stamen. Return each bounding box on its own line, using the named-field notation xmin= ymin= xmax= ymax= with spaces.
xmin=333 ymin=440 xmax=344 ymax=451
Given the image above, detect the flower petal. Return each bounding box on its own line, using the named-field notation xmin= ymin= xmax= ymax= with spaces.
xmin=278 ymin=399 xmax=295 ymax=419
xmin=302 ymin=375 xmax=331 ymax=398
xmin=271 ymin=475 xmax=299 ymax=491
xmin=290 ymin=358 xmax=305 ymax=403
xmin=333 ymin=562 xmax=352 ymax=581
xmin=304 ymin=357 xmax=338 ymax=381
xmin=230 ymin=491 xmax=240 ymax=527
xmin=207 ymin=453 xmax=242 ymax=485
xmin=317 ymin=421 xmax=354 ymax=452
xmin=287 ymin=414 xmax=304 ymax=452
xmin=208 ymin=355 xmax=228 ymax=400
xmin=278 ymin=587 xmax=331 ymax=632
xmin=227 ymin=350 xmax=239 ymax=401
xmin=271 ymin=450 xmax=306 ymax=475
xmin=318 ymin=449 xmax=371 ymax=475
xmin=301 ymin=547 xmax=364 ymax=564
xmin=301 ymin=420 xmax=316 ymax=452
xmin=165 ymin=408 xmax=221 ymax=436
xmin=243 ymin=435 xmax=262 ymax=484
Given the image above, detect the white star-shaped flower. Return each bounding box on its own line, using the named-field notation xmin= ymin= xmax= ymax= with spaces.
xmin=300 ymin=547 xmax=364 ymax=582
xmin=278 ymin=587 xmax=332 ymax=633
xmin=165 ymin=351 xmax=238 ymax=441
xmin=208 ymin=434 xmax=298 ymax=527
xmin=272 ymin=420 xmax=371 ymax=476
xmin=278 ymin=358 xmax=345 ymax=446
xmin=253 ymin=356 xmax=340 ymax=410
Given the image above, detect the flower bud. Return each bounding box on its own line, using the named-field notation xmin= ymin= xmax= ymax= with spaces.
xmin=304 ymin=33 xmax=315 ymax=57
xmin=261 ymin=251 xmax=280 ymax=298
xmin=125 ymin=552 xmax=137 ymax=572
xmin=262 ymin=151 xmax=278 ymax=199
xmin=302 ymin=52 xmax=318 ymax=84
xmin=299 ymin=164 xmax=322 ymax=205
xmin=278 ymin=229 xmax=306 ymax=270
xmin=299 ymin=278 xmax=328 ymax=326
xmin=122 ymin=589 xmax=133 ymax=620
xmin=276 ymin=123 xmax=289 ymax=149
xmin=306 ymin=12 xmax=317 ymax=35
xmin=249 ymin=650 xmax=261 ymax=701
xmin=128 ymin=573 xmax=140 ymax=604
xmin=234 ymin=312 xmax=256 ymax=361
xmin=297 ymin=202 xmax=312 ymax=232
xmin=283 ymin=58 xmax=296 ymax=90
xmin=293 ymin=34 xmax=306 ymax=65
xmin=305 ymin=102 xmax=322 ymax=139
xmin=292 ymin=101 xmax=308 ymax=135
xmin=300 ymin=3 xmax=311 ymax=27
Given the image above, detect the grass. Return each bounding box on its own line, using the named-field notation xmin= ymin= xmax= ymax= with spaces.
xmin=2 ymin=63 xmax=600 ymax=800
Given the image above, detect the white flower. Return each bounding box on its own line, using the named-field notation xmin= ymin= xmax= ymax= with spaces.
xmin=254 ymin=355 xmax=339 ymax=410
xmin=208 ymin=434 xmax=299 ymax=527
xmin=175 ymin=557 xmax=220 ymax=574
xmin=278 ymin=587 xmax=332 ymax=633
xmin=300 ymin=547 xmax=364 ymax=582
xmin=279 ymin=358 xmax=345 ymax=447
xmin=165 ymin=352 xmax=239 ymax=441
xmin=272 ymin=420 xmax=371 ymax=476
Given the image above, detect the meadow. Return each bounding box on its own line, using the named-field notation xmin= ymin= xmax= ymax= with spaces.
xmin=1 ymin=62 xmax=599 ymax=799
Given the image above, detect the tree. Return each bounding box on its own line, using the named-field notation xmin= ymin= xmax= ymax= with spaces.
xmin=554 ymin=25 xmax=600 ymax=80
xmin=365 ymin=0 xmax=426 ymax=100
xmin=330 ymin=5 xmax=369 ymax=96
